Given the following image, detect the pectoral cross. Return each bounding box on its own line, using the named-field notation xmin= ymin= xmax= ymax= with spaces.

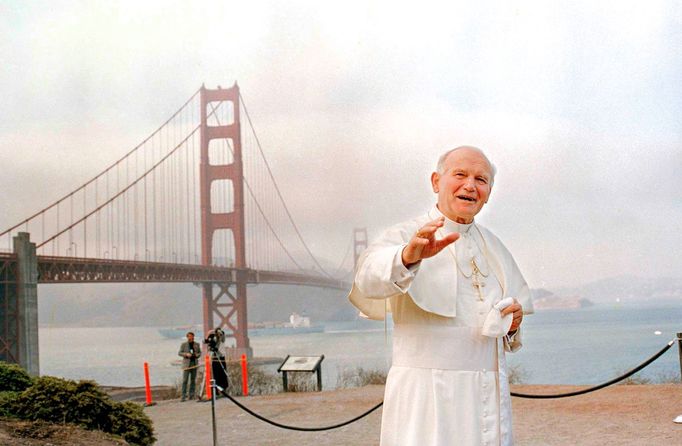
xmin=471 ymin=259 xmax=486 ymax=301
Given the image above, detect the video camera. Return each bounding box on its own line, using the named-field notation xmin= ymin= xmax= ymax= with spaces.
xmin=204 ymin=327 xmax=225 ymax=354
xmin=203 ymin=327 xmax=229 ymax=390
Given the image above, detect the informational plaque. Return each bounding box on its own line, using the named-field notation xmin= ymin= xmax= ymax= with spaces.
xmin=277 ymin=355 xmax=325 ymax=391
xmin=278 ymin=355 xmax=324 ymax=372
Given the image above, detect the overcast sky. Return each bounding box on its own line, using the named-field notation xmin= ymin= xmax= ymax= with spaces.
xmin=1 ymin=1 xmax=680 ymax=289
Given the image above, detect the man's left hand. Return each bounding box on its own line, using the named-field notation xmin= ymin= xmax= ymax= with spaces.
xmin=501 ymin=299 xmax=523 ymax=332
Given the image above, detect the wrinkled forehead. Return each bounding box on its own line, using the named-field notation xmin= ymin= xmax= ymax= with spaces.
xmin=442 ymin=148 xmax=493 ymax=176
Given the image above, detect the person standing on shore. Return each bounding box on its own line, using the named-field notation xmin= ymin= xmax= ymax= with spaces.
xmin=349 ymin=146 xmax=534 ymax=445
xmin=178 ymin=331 xmax=201 ymax=402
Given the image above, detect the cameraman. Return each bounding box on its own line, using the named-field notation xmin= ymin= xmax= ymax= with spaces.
xmin=204 ymin=327 xmax=229 ymax=392
xmin=178 ymin=331 xmax=201 ymax=402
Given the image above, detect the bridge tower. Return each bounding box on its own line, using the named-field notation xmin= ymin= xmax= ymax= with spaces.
xmin=199 ymin=83 xmax=252 ymax=358
xmin=0 ymin=233 xmax=39 ymax=375
xmin=353 ymin=227 xmax=368 ymax=269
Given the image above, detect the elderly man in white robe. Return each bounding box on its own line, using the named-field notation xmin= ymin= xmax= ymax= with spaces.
xmin=349 ymin=146 xmax=533 ymax=446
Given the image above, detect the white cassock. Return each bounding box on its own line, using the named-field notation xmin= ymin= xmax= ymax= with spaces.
xmin=349 ymin=206 xmax=534 ymax=446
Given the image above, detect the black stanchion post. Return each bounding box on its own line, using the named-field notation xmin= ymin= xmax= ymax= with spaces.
xmin=210 ymin=378 xmax=218 ymax=446
xmin=677 ymin=332 xmax=682 ymax=383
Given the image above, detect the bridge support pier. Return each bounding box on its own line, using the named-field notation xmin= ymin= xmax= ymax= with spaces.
xmin=202 ymin=279 xmax=253 ymax=360
xmin=0 ymin=232 xmax=39 ymax=375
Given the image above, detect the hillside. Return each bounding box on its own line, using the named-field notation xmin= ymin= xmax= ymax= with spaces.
xmin=38 ymin=281 xmax=355 ymax=327
xmin=37 ymin=274 xmax=681 ymax=327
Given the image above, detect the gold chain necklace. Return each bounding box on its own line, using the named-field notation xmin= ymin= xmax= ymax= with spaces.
xmin=444 ymin=224 xmax=488 ymax=278
xmin=436 ymin=223 xmax=503 ymax=298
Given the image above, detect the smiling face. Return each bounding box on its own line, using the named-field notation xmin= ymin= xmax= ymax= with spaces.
xmin=431 ymin=147 xmax=493 ymax=224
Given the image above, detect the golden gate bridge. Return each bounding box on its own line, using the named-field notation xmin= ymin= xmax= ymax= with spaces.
xmin=0 ymin=83 xmax=368 ymax=375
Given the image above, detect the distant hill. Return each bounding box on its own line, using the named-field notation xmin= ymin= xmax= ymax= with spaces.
xmin=37 ymin=274 xmax=681 ymax=327
xmin=38 ymin=281 xmax=355 ymax=328
xmin=551 ymin=276 xmax=682 ymax=305
xmin=529 ymin=288 xmax=594 ymax=311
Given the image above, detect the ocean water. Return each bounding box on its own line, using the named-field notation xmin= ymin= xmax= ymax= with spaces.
xmin=38 ymin=303 xmax=682 ymax=389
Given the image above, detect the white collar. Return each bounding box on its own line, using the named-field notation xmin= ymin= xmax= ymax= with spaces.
xmin=428 ymin=206 xmax=475 ymax=235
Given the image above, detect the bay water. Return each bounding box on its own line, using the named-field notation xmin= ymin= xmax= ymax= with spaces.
xmin=39 ymin=303 xmax=682 ymax=389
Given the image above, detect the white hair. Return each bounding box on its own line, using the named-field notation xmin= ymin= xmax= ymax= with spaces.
xmin=436 ymin=146 xmax=497 ymax=187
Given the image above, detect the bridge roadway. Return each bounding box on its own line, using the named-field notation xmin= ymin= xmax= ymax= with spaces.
xmin=0 ymin=252 xmax=350 ymax=290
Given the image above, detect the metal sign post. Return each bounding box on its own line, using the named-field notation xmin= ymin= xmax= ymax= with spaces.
xmin=210 ymin=378 xmax=218 ymax=446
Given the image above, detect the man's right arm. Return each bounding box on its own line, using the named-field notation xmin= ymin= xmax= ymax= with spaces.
xmin=354 ymin=225 xmax=419 ymax=298
xmin=354 ymin=217 xmax=458 ymax=298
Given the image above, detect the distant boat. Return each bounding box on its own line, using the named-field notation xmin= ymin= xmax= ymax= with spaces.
xmin=158 ymin=325 xmax=202 ymax=340
xmin=157 ymin=313 xmax=324 ymax=339
xmin=247 ymin=313 xmax=324 ymax=337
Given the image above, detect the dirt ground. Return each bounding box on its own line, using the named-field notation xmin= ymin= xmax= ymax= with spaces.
xmin=0 ymin=419 xmax=127 ymax=446
xmin=144 ymin=384 xmax=682 ymax=446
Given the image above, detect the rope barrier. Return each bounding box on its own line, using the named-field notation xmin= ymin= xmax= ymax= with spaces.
xmin=219 ymin=388 xmax=382 ymax=431
xmin=511 ymin=339 xmax=675 ymax=399
xmin=208 ymin=338 xmax=675 ymax=430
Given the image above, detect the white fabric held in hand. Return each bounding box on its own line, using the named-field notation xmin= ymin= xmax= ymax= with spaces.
xmin=494 ymin=297 xmax=515 ymax=311
xmin=481 ymin=297 xmax=515 ymax=338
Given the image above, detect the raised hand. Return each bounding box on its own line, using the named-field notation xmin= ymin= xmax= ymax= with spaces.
xmin=401 ymin=217 xmax=460 ymax=267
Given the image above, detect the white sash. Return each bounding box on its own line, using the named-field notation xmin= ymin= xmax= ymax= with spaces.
xmin=391 ymin=324 xmax=498 ymax=371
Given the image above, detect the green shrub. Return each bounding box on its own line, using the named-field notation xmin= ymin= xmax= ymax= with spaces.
xmin=0 ymin=390 xmax=19 ymax=417
xmin=13 ymin=376 xmax=116 ymax=429
xmin=0 ymin=361 xmax=33 ymax=392
xmin=13 ymin=376 xmax=78 ymax=424
xmin=11 ymin=375 xmax=155 ymax=445
xmin=109 ymin=401 xmax=155 ymax=446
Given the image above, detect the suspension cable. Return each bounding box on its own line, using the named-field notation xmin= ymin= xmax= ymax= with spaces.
xmin=239 ymin=92 xmax=338 ymax=279
xmin=206 ymin=103 xmax=306 ymax=271
xmin=0 ymin=88 xmax=200 ymax=238
xmin=36 ymin=101 xmax=225 ymax=250
xmin=332 ymin=236 xmax=353 ymax=277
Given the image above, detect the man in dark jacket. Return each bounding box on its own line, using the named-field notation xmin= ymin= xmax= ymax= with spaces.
xmin=178 ymin=332 xmax=201 ymax=401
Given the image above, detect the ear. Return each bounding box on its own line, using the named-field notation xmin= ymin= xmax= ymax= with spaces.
xmin=431 ymin=172 xmax=440 ymax=193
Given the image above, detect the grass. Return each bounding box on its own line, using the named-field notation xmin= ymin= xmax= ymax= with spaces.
xmin=507 ymin=364 xmax=529 ymax=385
xmin=336 ymin=367 xmax=388 ymax=388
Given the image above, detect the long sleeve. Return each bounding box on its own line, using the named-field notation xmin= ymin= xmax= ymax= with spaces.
xmin=355 ymin=244 xmax=420 ymax=298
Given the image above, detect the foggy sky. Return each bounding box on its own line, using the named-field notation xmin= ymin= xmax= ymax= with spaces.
xmin=1 ymin=1 xmax=680 ymax=289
